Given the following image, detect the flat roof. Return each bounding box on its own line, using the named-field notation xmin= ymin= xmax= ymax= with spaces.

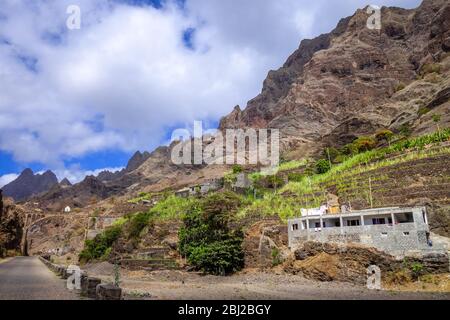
xmin=290 ymin=207 xmax=425 ymax=221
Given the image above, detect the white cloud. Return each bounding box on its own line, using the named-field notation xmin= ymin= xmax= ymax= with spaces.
xmin=0 ymin=173 xmax=19 ymax=188
xmin=0 ymin=0 xmax=422 ymax=174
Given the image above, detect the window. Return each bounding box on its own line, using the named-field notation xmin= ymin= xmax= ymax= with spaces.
xmin=292 ymin=224 xmax=299 ymax=231
xmin=372 ymin=218 xmax=386 ymax=225
xmin=347 ymin=220 xmax=360 ymax=226
xmin=381 ymin=232 xmax=388 ymax=237
xmin=403 ymin=232 xmax=410 ymax=236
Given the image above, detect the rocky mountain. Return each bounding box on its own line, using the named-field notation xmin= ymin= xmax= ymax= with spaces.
xmin=59 ymin=178 xmax=72 ymax=187
xmin=97 ymin=151 xmax=151 ymax=183
xmin=219 ymin=0 xmax=450 ymax=158
xmin=2 ymin=169 xmax=58 ymax=202
xmin=0 ymin=191 xmax=25 ymax=257
xmin=30 ymin=151 xmax=152 ymax=211
xmin=25 ymin=0 xmax=450 ymax=210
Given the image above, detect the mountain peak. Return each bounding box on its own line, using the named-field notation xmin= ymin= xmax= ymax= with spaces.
xmin=3 ymin=169 xmax=58 ymax=202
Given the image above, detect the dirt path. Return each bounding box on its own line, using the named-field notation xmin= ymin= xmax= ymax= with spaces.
xmin=86 ymin=267 xmax=450 ymax=300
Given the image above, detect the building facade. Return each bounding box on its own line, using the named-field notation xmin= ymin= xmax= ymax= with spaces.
xmin=288 ymin=207 xmax=446 ymax=257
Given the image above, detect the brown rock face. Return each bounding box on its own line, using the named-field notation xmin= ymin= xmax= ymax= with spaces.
xmin=219 ymin=0 xmax=450 ymax=157
xmin=3 ymin=169 xmax=58 ymax=202
xmin=286 ymin=241 xmax=449 ymax=284
xmin=0 ymin=197 xmax=25 ymax=256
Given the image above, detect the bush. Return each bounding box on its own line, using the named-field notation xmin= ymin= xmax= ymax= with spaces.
xmin=266 ymin=175 xmax=285 ymax=189
xmin=127 ymin=212 xmax=153 ymax=239
xmin=420 ymin=63 xmax=441 ymax=77
xmin=352 ymin=136 xmax=377 ymax=153
xmin=375 ymin=129 xmax=394 ymax=143
xmin=232 ymin=165 xmax=243 ymax=174
xmin=287 ymin=173 xmax=304 ymax=182
xmin=179 ymin=192 xmax=245 ymax=275
xmin=316 ymin=159 xmax=331 ymax=174
xmin=79 ymin=225 xmax=122 ymax=263
xmin=271 ymin=247 xmax=282 ymax=267
xmin=410 ymin=262 xmax=424 ymax=280
xmin=417 ymin=107 xmax=430 ymax=116
xmin=394 ymin=82 xmax=406 ymax=92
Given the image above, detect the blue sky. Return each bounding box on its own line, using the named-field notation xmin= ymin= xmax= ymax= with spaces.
xmin=0 ymin=0 xmax=421 ymax=186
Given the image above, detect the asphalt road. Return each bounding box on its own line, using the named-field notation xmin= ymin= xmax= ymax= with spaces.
xmin=0 ymin=257 xmax=79 ymax=300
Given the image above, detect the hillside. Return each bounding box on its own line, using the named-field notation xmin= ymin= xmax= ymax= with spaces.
xmin=219 ymin=0 xmax=450 ymax=159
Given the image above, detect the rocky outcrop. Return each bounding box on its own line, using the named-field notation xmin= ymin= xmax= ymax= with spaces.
xmin=3 ymin=169 xmax=58 ymax=202
xmin=35 ymin=176 xmax=121 ymax=212
xmin=0 ymin=195 xmax=25 ymax=256
xmin=97 ymin=151 xmax=151 ymax=183
xmin=219 ymin=0 xmax=450 ymax=158
xmin=285 ymin=241 xmax=449 ymax=284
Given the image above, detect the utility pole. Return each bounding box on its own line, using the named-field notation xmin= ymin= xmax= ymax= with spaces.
xmin=369 ymin=177 xmax=373 ymax=209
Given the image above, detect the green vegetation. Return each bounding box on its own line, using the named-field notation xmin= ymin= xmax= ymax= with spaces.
xmin=232 ymin=165 xmax=243 ymax=174
xmin=394 ymin=82 xmax=406 ymax=92
xmin=316 ymin=159 xmax=331 ymax=174
xmin=128 ymin=192 xmax=152 ymax=204
xmin=271 ymin=247 xmax=282 ymax=267
xmin=418 ymin=107 xmax=431 ymax=116
xmin=410 ymin=262 xmax=424 ymax=280
xmin=127 ymin=211 xmax=153 ymax=239
xmin=148 ymin=195 xmax=198 ymax=221
xmin=240 ymin=128 xmax=450 ymax=221
xmin=179 ymin=192 xmax=245 ymax=275
xmin=375 ymin=129 xmax=394 ymax=144
xmin=79 ymin=225 xmax=123 ymax=264
xmin=419 ymin=63 xmax=441 ymax=77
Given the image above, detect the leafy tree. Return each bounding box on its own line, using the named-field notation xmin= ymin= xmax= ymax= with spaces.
xmin=179 ymin=192 xmax=245 ymax=275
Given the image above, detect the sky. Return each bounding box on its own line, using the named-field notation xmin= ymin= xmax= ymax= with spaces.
xmin=0 ymin=0 xmax=422 ymax=186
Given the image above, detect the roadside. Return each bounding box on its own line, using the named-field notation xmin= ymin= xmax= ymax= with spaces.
xmin=83 ymin=263 xmax=450 ymax=300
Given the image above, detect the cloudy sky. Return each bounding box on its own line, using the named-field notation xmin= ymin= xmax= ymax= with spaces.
xmin=0 ymin=0 xmax=421 ymax=186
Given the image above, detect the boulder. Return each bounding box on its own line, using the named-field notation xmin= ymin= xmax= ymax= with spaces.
xmin=96 ymin=284 xmax=122 ymax=300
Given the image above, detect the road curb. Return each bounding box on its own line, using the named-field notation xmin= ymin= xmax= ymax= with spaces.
xmin=38 ymin=256 xmax=123 ymax=300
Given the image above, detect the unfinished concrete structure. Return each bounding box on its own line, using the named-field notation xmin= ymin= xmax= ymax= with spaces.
xmin=288 ymin=207 xmax=446 ymax=257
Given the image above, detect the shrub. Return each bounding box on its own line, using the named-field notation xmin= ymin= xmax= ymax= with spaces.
xmin=232 ymin=165 xmax=243 ymax=174
xmin=126 ymin=212 xmax=153 ymax=239
xmin=79 ymin=225 xmax=122 ymax=263
xmin=316 ymin=159 xmax=331 ymax=174
xmin=322 ymin=147 xmax=341 ymax=164
xmin=410 ymin=262 xmax=424 ymax=280
xmin=375 ymin=129 xmax=394 ymax=143
xmin=394 ymin=82 xmax=406 ymax=92
xmin=417 ymin=107 xmax=430 ymax=116
xmin=179 ymin=192 xmax=245 ymax=275
xmin=399 ymin=123 xmax=412 ymax=137
xmin=271 ymin=247 xmax=282 ymax=267
xmin=266 ymin=175 xmax=285 ymax=189
xmin=288 ymin=173 xmax=304 ymax=182
xmin=353 ymin=136 xmax=377 ymax=153
xmin=420 ymin=63 xmax=441 ymax=77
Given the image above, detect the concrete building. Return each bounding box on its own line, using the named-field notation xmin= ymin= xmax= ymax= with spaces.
xmin=175 ymin=179 xmax=223 ymax=198
xmin=288 ymin=207 xmax=446 ymax=257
